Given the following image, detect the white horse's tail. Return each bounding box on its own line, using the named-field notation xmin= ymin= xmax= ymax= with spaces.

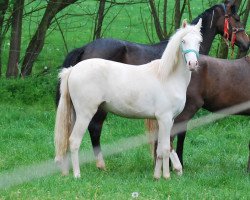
xmin=145 ymin=119 xmax=158 ymax=158
xmin=54 ymin=67 xmax=74 ymax=163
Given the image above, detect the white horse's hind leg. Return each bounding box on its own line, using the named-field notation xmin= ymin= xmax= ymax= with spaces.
xmin=170 ymin=150 xmax=183 ymax=175
xmin=60 ymin=110 xmax=76 ymax=176
xmin=69 ymin=114 xmax=92 ymax=178
xmin=60 ymin=154 xmax=70 ymax=176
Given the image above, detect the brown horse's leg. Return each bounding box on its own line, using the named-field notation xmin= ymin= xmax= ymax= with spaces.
xmin=174 ymin=95 xmax=204 ymax=167
xmin=88 ymin=108 xmax=107 ymax=170
xmin=176 ymin=131 xmax=187 ymax=166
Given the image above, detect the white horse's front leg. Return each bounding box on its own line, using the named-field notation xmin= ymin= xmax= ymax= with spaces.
xmin=154 ymin=115 xmax=173 ymax=179
xmin=154 ymin=157 xmax=163 ymax=179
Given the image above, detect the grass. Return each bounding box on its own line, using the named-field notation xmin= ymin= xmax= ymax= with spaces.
xmin=0 ymin=98 xmax=249 ymax=199
xmin=0 ymin=0 xmax=250 ymax=199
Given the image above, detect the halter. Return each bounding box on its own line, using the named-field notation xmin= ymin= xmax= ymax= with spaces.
xmin=221 ymin=3 xmax=246 ymax=56
xmin=180 ymin=43 xmax=199 ymax=64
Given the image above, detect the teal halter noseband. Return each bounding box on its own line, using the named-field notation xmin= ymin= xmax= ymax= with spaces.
xmin=180 ymin=43 xmax=199 ymax=64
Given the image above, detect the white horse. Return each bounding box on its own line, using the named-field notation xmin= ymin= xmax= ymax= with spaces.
xmin=54 ymin=19 xmax=202 ymax=179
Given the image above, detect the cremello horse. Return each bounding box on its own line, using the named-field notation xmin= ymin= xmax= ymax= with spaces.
xmin=54 ymin=19 xmax=202 ymax=179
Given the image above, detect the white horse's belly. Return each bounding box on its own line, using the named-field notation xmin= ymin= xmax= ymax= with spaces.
xmin=102 ymin=102 xmax=155 ymax=118
xmin=172 ymin=96 xmax=186 ymax=118
xmin=102 ymin=90 xmax=157 ymax=118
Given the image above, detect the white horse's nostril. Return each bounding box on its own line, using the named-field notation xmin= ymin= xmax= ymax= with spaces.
xmin=188 ymin=61 xmax=191 ymax=66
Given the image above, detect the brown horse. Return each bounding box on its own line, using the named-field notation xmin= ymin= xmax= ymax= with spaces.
xmin=168 ymin=54 xmax=250 ymax=167
xmin=56 ymin=1 xmax=250 ymax=170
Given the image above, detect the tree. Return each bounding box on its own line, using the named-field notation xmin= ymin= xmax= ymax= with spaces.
xmin=6 ymin=0 xmax=24 ymax=78
xmin=93 ymin=0 xmax=106 ymax=40
xmin=21 ymin=0 xmax=78 ymax=77
xmin=0 ymin=0 xmax=9 ymax=77
xmin=146 ymin=0 xmax=188 ymax=42
xmin=148 ymin=0 xmax=166 ymax=41
xmin=174 ymin=0 xmax=181 ymax=30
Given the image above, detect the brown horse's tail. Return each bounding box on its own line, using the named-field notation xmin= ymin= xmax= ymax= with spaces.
xmin=54 ymin=67 xmax=74 ymax=163
xmin=145 ymin=119 xmax=158 ymax=158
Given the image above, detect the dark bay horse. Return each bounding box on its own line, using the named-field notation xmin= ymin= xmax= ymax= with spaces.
xmin=173 ymin=54 xmax=250 ymax=166
xmin=56 ymin=1 xmax=250 ymax=170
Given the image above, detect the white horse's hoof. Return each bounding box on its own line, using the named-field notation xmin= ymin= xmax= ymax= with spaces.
xmin=163 ymin=174 xmax=170 ymax=180
xmin=173 ymin=165 xmax=183 ymax=176
xmin=154 ymin=175 xmax=161 ymax=180
xmin=74 ymin=173 xmax=81 ymax=179
xmin=61 ymin=171 xmax=69 ymax=176
xmin=175 ymin=169 xmax=183 ymax=176
xmin=96 ymin=160 xmax=106 ymax=170
xmin=55 ymin=156 xmax=62 ymax=165
xmin=153 ymin=171 xmax=162 ymax=180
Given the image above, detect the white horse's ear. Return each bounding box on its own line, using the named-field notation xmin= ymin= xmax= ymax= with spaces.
xmin=196 ymin=18 xmax=202 ymax=29
xmin=182 ymin=19 xmax=188 ymax=28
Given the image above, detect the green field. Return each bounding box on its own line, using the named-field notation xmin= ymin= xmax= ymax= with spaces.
xmin=0 ymin=1 xmax=250 ymax=199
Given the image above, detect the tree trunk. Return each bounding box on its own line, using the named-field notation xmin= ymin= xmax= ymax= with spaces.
xmin=0 ymin=0 xmax=9 ymax=77
xmin=146 ymin=0 xmax=186 ymax=41
xmin=6 ymin=0 xmax=24 ymax=78
xmin=21 ymin=0 xmax=77 ymax=77
xmin=187 ymin=0 xmax=192 ymax=22
xmin=93 ymin=0 xmax=106 ymax=40
xmin=163 ymin=0 xmax=168 ymax=37
xmin=148 ymin=0 xmax=164 ymax=41
xmin=174 ymin=0 xmax=181 ymax=30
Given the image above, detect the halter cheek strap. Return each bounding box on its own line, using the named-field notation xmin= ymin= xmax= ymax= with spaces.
xmin=180 ymin=43 xmax=200 ymax=64
xmin=224 ymin=15 xmax=230 ymax=40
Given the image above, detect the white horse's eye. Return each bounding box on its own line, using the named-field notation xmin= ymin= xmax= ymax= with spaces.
xmin=182 ymin=40 xmax=185 ymax=43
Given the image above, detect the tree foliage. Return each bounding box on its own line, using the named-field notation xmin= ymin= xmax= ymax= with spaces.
xmin=0 ymin=0 xmax=249 ymax=78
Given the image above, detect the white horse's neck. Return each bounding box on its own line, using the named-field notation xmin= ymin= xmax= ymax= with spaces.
xmin=149 ymin=53 xmax=191 ymax=88
xmin=175 ymin=51 xmax=192 ymax=85
xmin=162 ymin=51 xmax=192 ymax=93
xmin=156 ymin=24 xmax=200 ymax=84
xmin=157 ymin=28 xmax=187 ymax=82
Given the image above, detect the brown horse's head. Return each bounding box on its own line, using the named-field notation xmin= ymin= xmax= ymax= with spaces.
xmin=215 ymin=0 xmax=249 ymax=52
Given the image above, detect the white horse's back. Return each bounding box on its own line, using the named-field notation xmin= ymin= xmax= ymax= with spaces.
xmin=68 ymin=58 xmax=167 ymax=118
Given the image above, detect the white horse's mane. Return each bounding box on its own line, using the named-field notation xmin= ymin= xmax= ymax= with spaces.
xmin=157 ymin=24 xmax=201 ymax=81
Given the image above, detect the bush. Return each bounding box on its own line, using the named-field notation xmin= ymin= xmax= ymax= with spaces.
xmin=0 ymin=70 xmax=58 ymax=106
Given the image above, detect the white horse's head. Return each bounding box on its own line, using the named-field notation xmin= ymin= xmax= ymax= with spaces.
xmin=181 ymin=18 xmax=202 ymax=71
